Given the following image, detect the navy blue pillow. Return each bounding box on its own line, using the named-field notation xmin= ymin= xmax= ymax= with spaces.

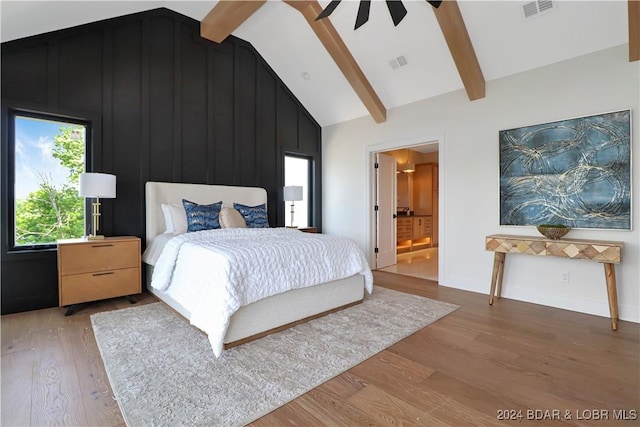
xmin=182 ymin=199 xmax=222 ymax=232
xmin=233 ymin=202 xmax=269 ymax=228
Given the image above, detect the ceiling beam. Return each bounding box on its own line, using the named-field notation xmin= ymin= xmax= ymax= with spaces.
xmin=630 ymin=0 xmax=640 ymax=61
xmin=284 ymin=0 xmax=387 ymax=123
xmin=201 ymin=0 xmax=266 ymax=43
xmin=432 ymin=0 xmax=485 ymax=100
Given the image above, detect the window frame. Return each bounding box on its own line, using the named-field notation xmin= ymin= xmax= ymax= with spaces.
xmin=7 ymin=108 xmax=91 ymax=252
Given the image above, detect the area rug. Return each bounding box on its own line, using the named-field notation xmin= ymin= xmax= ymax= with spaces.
xmin=91 ymin=287 xmax=458 ymax=427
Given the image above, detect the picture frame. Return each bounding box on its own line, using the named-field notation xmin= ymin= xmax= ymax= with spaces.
xmin=499 ymin=109 xmax=631 ymax=230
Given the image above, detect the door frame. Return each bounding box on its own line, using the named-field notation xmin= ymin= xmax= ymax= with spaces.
xmin=365 ymin=134 xmax=444 ymax=276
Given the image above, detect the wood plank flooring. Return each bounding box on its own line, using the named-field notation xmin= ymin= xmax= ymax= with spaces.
xmin=2 ymin=271 xmax=638 ymax=426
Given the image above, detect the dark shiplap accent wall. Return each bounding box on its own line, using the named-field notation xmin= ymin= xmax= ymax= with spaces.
xmin=0 ymin=8 xmax=322 ymax=314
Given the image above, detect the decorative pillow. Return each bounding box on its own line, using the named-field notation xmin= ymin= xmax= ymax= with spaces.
xmin=219 ymin=207 xmax=247 ymax=229
xmin=182 ymin=199 xmax=223 ymax=232
xmin=233 ymin=202 xmax=269 ymax=228
xmin=161 ymin=203 xmax=188 ymax=235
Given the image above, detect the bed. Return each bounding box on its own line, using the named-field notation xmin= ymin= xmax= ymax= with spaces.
xmin=142 ymin=181 xmax=373 ymax=357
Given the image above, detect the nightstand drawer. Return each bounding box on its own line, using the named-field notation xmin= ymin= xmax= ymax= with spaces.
xmin=59 ymin=240 xmax=139 ymax=275
xmin=59 ymin=267 xmax=141 ymax=306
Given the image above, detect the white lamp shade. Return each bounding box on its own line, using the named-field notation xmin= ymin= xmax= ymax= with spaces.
xmin=79 ymin=173 xmax=116 ymax=198
xmin=283 ymin=185 xmax=303 ymax=201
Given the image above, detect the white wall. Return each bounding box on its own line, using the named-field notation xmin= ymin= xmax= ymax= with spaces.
xmin=323 ymin=45 xmax=640 ymax=323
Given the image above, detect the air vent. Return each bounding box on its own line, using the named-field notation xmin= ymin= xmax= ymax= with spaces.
xmin=538 ymin=0 xmax=553 ymax=12
xmin=523 ymin=0 xmax=554 ymax=18
xmin=389 ymin=55 xmax=408 ymax=70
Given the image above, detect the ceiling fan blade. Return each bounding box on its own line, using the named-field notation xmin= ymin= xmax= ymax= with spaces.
xmin=427 ymin=0 xmax=442 ymax=8
xmin=316 ymin=0 xmax=342 ymax=20
xmin=354 ymin=0 xmax=371 ymax=29
xmin=386 ymin=0 xmax=407 ymax=26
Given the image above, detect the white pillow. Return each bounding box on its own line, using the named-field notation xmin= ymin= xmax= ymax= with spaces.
xmin=161 ymin=204 xmax=175 ymax=233
xmin=219 ymin=207 xmax=247 ymax=229
xmin=161 ymin=203 xmax=187 ymax=235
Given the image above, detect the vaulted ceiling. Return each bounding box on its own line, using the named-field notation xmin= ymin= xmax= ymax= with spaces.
xmin=1 ymin=1 xmax=636 ymax=126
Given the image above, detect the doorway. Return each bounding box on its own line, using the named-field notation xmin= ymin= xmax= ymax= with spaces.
xmin=379 ymin=248 xmax=439 ymax=281
xmin=372 ymin=143 xmax=440 ymax=282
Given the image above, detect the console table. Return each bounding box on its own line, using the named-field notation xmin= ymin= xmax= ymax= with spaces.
xmin=485 ymin=234 xmax=623 ymax=330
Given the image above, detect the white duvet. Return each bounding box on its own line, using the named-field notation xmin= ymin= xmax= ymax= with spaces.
xmin=151 ymin=227 xmax=373 ymax=356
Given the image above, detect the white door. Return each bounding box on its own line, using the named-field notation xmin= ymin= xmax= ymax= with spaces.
xmin=375 ymin=153 xmax=397 ymax=269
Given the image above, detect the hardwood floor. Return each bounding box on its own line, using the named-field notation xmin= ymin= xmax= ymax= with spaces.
xmin=2 ymin=271 xmax=638 ymax=426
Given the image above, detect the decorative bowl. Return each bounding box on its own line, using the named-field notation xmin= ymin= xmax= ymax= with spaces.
xmin=536 ymin=224 xmax=571 ymax=240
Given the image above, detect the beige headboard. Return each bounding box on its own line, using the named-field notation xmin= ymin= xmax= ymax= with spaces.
xmin=145 ymin=181 xmax=268 ymax=246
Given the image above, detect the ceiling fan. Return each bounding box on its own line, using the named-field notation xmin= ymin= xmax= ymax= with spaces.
xmin=316 ymin=0 xmax=442 ymax=30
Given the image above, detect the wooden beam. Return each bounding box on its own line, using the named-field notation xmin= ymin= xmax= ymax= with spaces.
xmin=630 ymin=0 xmax=640 ymax=61
xmin=200 ymin=0 xmax=266 ymax=43
xmin=284 ymin=0 xmax=387 ymax=123
xmin=432 ymin=0 xmax=485 ymax=100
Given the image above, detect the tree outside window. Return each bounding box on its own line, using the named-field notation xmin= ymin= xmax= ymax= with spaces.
xmin=12 ymin=114 xmax=87 ymax=247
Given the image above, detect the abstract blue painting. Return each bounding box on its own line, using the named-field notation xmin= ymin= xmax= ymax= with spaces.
xmin=499 ymin=110 xmax=631 ymax=229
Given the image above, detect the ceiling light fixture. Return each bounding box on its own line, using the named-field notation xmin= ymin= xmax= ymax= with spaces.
xmin=401 ymin=148 xmax=415 ymax=173
xmin=316 ymin=0 xmax=442 ymax=30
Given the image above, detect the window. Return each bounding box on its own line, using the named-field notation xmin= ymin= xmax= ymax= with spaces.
xmin=284 ymin=155 xmax=310 ymax=228
xmin=9 ymin=111 xmax=88 ymax=249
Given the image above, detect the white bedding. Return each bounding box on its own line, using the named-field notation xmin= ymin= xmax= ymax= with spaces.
xmin=150 ymin=227 xmax=373 ymax=356
xmin=141 ymin=232 xmax=175 ymax=266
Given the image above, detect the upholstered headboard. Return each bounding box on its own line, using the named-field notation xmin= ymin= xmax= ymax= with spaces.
xmin=145 ymin=181 xmax=268 ymax=246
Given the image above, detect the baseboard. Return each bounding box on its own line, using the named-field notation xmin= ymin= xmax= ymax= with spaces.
xmin=439 ymin=275 xmax=639 ymax=324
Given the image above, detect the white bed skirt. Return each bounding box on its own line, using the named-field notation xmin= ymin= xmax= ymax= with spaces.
xmin=144 ymin=264 xmax=365 ymax=346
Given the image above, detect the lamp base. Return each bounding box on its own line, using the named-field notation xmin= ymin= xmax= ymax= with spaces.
xmin=285 ymin=226 xmax=298 ymax=229
xmin=85 ymin=235 xmax=105 ymax=240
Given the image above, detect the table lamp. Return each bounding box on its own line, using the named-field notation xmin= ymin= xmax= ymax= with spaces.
xmin=79 ymin=172 xmax=116 ymax=240
xmin=283 ymin=185 xmax=303 ymax=228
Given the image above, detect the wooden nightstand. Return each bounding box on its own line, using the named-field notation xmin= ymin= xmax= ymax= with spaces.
xmin=57 ymin=236 xmax=141 ymax=315
xmin=298 ymin=227 xmax=317 ymax=233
